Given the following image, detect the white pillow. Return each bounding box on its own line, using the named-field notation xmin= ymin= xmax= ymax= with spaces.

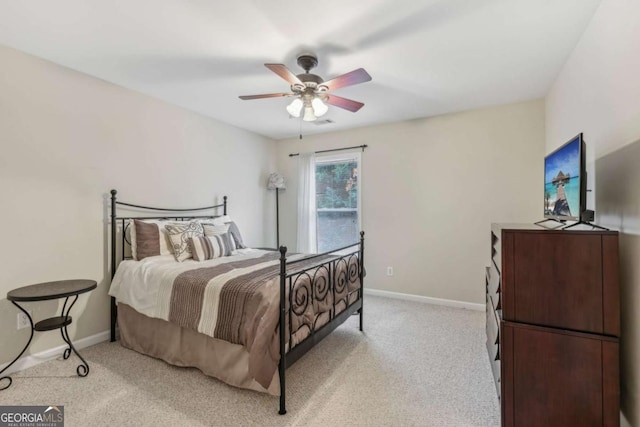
xmin=212 ymin=215 xmax=232 ymax=226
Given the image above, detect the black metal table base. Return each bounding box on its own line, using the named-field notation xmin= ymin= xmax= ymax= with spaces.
xmin=0 ymin=295 xmax=90 ymax=390
xmin=0 ymin=302 xmax=33 ymax=391
xmin=59 ymin=295 xmax=90 ymax=377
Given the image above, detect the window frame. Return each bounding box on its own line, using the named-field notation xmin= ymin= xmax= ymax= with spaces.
xmin=314 ymin=151 xmax=362 ymax=251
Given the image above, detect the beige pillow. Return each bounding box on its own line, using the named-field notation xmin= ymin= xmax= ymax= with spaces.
xmin=165 ymin=222 xmax=204 ymax=262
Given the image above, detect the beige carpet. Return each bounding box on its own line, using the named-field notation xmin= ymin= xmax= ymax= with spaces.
xmin=0 ymin=295 xmax=500 ymax=426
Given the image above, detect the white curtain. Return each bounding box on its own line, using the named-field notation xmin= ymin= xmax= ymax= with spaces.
xmin=296 ymin=153 xmax=317 ymax=253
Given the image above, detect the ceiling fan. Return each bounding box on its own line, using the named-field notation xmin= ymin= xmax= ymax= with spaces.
xmin=239 ymin=53 xmax=372 ymax=122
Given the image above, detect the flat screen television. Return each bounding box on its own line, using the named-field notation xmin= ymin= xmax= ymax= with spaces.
xmin=544 ymin=133 xmax=586 ymax=221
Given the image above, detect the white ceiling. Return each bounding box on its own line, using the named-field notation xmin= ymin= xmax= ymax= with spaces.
xmin=0 ymin=0 xmax=601 ymax=140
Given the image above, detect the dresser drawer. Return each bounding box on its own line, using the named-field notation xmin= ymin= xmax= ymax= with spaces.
xmin=510 ymin=233 xmax=608 ymax=334
xmin=501 ymin=321 xmax=619 ymax=427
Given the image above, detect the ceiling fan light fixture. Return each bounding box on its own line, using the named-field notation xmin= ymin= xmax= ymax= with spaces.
xmin=302 ymin=105 xmax=317 ymax=122
xmin=286 ymin=98 xmax=303 ymax=118
xmin=239 ymin=55 xmax=371 ymax=119
xmin=311 ymin=97 xmax=328 ymax=117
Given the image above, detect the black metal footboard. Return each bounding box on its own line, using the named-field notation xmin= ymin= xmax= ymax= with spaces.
xmin=277 ymin=231 xmax=365 ymax=415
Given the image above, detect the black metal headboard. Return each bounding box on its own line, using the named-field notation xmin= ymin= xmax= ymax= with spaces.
xmin=109 ymin=189 xmax=227 ymax=341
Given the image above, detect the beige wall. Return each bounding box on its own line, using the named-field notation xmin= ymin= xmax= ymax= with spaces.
xmin=545 ymin=0 xmax=640 ymax=424
xmin=0 ymin=45 xmax=276 ymax=366
xmin=276 ymin=99 xmax=544 ymax=304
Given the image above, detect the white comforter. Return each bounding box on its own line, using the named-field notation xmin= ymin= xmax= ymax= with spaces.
xmin=109 ymin=249 xmax=305 ymax=337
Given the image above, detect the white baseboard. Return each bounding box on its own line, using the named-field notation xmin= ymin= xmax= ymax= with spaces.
xmin=0 ymin=330 xmax=110 ymax=376
xmin=364 ymin=288 xmax=484 ymax=311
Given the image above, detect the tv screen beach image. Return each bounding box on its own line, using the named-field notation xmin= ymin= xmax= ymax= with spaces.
xmin=544 ymin=137 xmax=581 ymax=218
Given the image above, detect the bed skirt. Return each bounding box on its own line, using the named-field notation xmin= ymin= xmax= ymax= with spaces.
xmin=117 ymin=303 xmax=280 ymax=395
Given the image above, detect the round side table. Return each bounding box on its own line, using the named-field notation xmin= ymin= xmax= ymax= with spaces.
xmin=0 ymin=279 xmax=97 ymax=390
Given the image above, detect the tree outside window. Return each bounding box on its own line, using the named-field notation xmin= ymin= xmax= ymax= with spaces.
xmin=315 ymin=159 xmax=359 ymax=252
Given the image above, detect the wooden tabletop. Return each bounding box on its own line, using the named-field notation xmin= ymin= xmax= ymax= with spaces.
xmin=7 ymin=279 xmax=97 ymax=302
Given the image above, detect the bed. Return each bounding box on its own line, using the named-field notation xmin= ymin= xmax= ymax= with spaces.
xmin=107 ymin=190 xmax=365 ymax=414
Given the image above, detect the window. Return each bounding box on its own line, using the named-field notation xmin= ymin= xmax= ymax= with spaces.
xmin=314 ymin=153 xmax=361 ymax=252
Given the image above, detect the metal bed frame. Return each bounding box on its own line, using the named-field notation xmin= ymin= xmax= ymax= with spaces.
xmin=109 ymin=189 xmax=365 ymax=414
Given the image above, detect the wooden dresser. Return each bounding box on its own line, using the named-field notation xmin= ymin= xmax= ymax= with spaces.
xmin=486 ymin=223 xmax=620 ymax=427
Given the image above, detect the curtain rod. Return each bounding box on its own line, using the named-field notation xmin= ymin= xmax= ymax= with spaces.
xmin=288 ymin=144 xmax=368 ymax=157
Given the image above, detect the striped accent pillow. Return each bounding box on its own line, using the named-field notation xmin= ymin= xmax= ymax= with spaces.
xmin=188 ymin=233 xmax=234 ymax=261
xmin=210 ymin=217 xmax=247 ymax=249
xmin=202 ymin=223 xmax=237 ymax=251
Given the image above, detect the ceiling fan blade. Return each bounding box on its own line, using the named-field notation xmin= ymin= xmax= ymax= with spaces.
xmin=325 ymin=95 xmax=365 ymax=112
xmin=320 ymin=68 xmax=372 ymax=91
xmin=239 ymin=93 xmax=294 ymax=100
xmin=265 ymin=64 xmax=303 ymax=86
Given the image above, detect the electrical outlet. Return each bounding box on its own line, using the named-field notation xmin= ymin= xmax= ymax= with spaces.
xmin=17 ymin=311 xmax=32 ymax=330
xmin=386 ymin=266 xmax=394 ymax=276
